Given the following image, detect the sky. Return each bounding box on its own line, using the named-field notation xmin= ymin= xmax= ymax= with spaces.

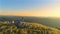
xmin=0 ymin=0 xmax=60 ymax=17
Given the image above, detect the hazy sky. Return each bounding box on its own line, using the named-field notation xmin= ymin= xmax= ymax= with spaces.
xmin=0 ymin=0 xmax=60 ymax=17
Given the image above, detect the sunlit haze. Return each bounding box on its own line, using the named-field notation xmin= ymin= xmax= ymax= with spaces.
xmin=0 ymin=0 xmax=60 ymax=17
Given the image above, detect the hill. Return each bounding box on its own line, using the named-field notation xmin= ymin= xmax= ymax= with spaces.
xmin=0 ymin=16 xmax=60 ymax=29
xmin=0 ymin=21 xmax=60 ymax=34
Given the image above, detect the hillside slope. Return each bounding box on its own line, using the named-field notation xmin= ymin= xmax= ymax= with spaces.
xmin=15 ymin=22 xmax=60 ymax=34
xmin=0 ymin=22 xmax=60 ymax=34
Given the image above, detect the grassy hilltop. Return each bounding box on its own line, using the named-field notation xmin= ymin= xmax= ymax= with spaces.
xmin=0 ymin=21 xmax=60 ymax=34
xmin=0 ymin=16 xmax=60 ymax=34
